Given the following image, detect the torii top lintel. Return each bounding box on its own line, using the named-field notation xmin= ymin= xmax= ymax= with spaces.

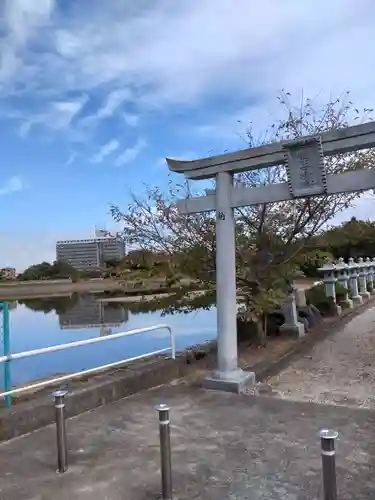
xmin=166 ymin=121 xmax=375 ymax=180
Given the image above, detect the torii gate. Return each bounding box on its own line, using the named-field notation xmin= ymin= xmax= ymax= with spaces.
xmin=166 ymin=122 xmax=375 ymax=393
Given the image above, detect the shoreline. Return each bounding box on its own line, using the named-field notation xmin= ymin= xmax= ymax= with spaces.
xmin=0 ymin=277 xmax=316 ymax=301
xmin=99 ymin=289 xmax=210 ymax=303
xmin=0 ymin=278 xmax=196 ymax=300
xmin=0 ymin=279 xmax=122 ymax=299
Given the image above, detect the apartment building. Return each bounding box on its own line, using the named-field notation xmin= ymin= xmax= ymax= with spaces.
xmin=56 ymin=236 xmax=125 ymax=272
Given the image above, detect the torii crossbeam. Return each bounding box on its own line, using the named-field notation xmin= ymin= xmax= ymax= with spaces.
xmin=166 ymin=121 xmax=375 ymax=393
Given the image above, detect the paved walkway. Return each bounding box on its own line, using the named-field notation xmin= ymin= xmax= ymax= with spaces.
xmin=0 ymin=305 xmax=375 ymax=499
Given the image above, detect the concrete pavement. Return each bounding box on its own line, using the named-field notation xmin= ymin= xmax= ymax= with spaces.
xmin=0 ymin=387 xmax=374 ymax=499
xmin=1 ymin=305 xmax=375 ymax=499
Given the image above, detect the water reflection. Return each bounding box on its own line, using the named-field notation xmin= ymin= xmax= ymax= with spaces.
xmin=58 ymin=295 xmax=128 ymax=335
xmin=1 ymin=293 xmax=216 ymax=392
xmin=18 ymin=294 xmax=79 ymax=315
xmin=19 ymin=294 xmax=129 ymax=335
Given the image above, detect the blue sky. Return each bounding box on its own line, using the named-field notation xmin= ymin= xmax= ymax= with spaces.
xmin=1 ymin=0 xmax=375 ymax=270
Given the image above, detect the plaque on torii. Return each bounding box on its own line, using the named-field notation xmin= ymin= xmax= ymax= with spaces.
xmin=166 ymin=121 xmax=375 ymax=392
xmin=283 ymin=136 xmax=327 ymax=198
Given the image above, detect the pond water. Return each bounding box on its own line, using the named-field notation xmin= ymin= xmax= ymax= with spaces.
xmin=0 ymin=294 xmax=216 ymax=390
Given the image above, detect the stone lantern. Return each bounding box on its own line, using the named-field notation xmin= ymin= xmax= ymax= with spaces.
xmin=357 ymin=257 xmax=370 ymax=300
xmin=335 ymin=257 xmax=353 ymax=309
xmin=317 ymin=260 xmax=341 ymax=316
xmin=366 ymin=257 xmax=375 ymax=293
xmin=347 ymin=258 xmax=363 ymax=305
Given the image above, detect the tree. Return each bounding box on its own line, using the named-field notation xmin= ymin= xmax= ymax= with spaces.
xmin=236 ymin=92 xmax=374 ymax=249
xmin=18 ymin=261 xmax=81 ymax=281
xmin=317 ymin=218 xmax=375 ymax=260
xmin=110 ymin=92 xmax=375 ymax=331
xmin=19 ymin=294 xmax=79 ymax=314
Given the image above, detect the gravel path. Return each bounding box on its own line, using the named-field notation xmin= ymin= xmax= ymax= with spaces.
xmin=263 ymin=304 xmax=375 ymax=408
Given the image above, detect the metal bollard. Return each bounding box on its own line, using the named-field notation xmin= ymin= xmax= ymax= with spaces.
xmin=52 ymin=390 xmax=68 ymax=473
xmin=320 ymin=429 xmax=339 ymax=500
xmin=155 ymin=403 xmax=173 ymax=500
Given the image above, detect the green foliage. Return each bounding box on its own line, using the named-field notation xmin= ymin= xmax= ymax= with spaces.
xmin=305 ymin=282 xmax=347 ymax=315
xmin=296 ymin=250 xmax=334 ymax=278
xmin=236 ymin=239 xmax=303 ymax=321
xmin=18 ymin=261 xmax=81 ymax=281
xmin=81 ymin=269 xmax=103 ymax=279
xmin=18 ymin=294 xmax=79 ymax=314
xmin=126 ymin=288 xmax=216 ymax=316
xmin=318 ymin=218 xmax=375 ymax=260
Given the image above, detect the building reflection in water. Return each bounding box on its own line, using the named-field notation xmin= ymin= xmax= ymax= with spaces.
xmin=58 ymin=295 xmax=128 ymax=335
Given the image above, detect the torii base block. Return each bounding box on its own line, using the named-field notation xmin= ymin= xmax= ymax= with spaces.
xmin=203 ymin=369 xmax=256 ymax=394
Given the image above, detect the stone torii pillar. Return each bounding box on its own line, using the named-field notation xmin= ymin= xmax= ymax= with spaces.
xmin=166 ymin=122 xmax=375 ymax=393
xmin=213 ymin=172 xmax=248 ymax=387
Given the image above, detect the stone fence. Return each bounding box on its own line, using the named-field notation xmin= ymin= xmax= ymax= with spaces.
xmin=317 ymin=256 xmax=375 ymax=309
xmin=279 ymin=257 xmax=375 ymax=338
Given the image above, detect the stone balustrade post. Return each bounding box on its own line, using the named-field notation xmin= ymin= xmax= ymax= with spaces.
xmin=347 ymin=258 xmax=363 ymax=305
xmin=366 ymin=257 xmax=375 ymax=293
xmin=295 ymin=288 xmax=322 ymax=328
xmin=295 ymin=289 xmax=307 ymax=308
xmin=335 ymin=257 xmax=353 ymax=309
xmin=357 ymin=257 xmax=370 ymax=300
xmin=279 ymin=287 xmax=305 ymax=338
xmin=317 ymin=261 xmax=342 ymax=316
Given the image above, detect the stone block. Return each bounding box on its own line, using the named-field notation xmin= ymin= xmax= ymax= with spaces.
xmin=279 ymin=321 xmax=305 ymax=338
xmin=203 ymin=370 xmax=256 ymax=394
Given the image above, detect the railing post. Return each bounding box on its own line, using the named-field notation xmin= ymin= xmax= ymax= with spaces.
xmin=169 ymin=327 xmax=176 ymax=360
xmin=320 ymin=429 xmax=338 ymax=500
xmin=2 ymin=302 xmax=12 ymax=408
xmin=52 ymin=390 xmax=68 ymax=473
xmin=155 ymin=403 xmax=173 ymax=500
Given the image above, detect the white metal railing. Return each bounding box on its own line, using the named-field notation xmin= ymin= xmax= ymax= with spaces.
xmin=0 ymin=324 xmax=175 ymax=399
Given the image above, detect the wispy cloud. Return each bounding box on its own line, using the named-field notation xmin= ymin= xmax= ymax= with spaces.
xmin=115 ymin=138 xmax=147 ymax=166
xmin=90 ymin=139 xmax=120 ymax=163
xmin=95 ymin=90 xmax=131 ymax=120
xmin=3 ymin=1 xmax=375 ymax=110
xmin=0 ymin=0 xmax=54 ymax=82
xmin=0 ymin=176 xmax=24 ymax=195
xmin=74 ymin=89 xmax=132 ymax=135
xmin=188 ymin=104 xmax=281 ymax=151
xmin=123 ymin=112 xmax=139 ymax=127
xmin=65 ymin=152 xmax=77 ymax=166
xmin=1 ymin=0 xmax=375 ymax=153
xmin=19 ymin=98 xmax=87 ymax=137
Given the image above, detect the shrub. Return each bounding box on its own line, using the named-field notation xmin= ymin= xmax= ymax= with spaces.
xmin=298 ymin=250 xmax=334 ymax=278
xmin=306 ymin=282 xmax=347 ymax=315
xmin=335 ymin=282 xmax=347 ymax=302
